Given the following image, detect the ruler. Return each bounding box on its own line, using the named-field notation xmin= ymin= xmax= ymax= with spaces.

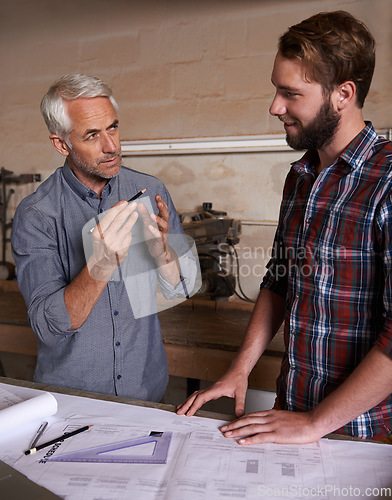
xmin=47 ymin=431 xmax=172 ymax=464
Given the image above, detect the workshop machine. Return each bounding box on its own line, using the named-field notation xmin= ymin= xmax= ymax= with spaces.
xmin=0 ymin=168 xmax=41 ymax=280
xmin=180 ymin=202 xmax=242 ymax=300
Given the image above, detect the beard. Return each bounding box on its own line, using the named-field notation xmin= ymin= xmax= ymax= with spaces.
xmin=283 ymin=98 xmax=341 ymax=151
xmin=68 ymin=149 xmax=122 ymax=180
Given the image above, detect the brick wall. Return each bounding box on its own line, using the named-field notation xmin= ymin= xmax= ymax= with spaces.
xmin=1 ymin=0 xmax=390 ymax=294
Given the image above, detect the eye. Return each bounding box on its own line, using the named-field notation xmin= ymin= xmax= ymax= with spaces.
xmin=285 ymin=90 xmax=301 ymax=98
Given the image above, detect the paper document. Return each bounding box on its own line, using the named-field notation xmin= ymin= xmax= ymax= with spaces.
xmin=15 ymin=418 xmax=187 ymax=500
xmin=0 ymin=388 xmax=57 ymax=435
xmin=15 ymin=416 xmax=336 ymax=500
xmin=2 ymin=383 xmax=391 ymax=500
xmin=166 ymin=429 xmax=333 ymax=499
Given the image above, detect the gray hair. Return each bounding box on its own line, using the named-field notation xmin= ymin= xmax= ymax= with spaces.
xmin=40 ymin=73 xmax=118 ymax=140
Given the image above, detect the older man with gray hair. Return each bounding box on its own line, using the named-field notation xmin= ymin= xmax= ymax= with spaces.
xmin=12 ymin=73 xmax=197 ymax=401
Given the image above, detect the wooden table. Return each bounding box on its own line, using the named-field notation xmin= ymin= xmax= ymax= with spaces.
xmin=0 ymin=281 xmax=284 ymax=391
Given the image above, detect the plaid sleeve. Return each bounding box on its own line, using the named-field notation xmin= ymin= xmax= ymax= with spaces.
xmin=260 ymin=229 xmax=288 ymax=298
xmin=375 ymin=193 xmax=392 ymax=358
xmin=376 ymin=319 xmax=392 ymax=357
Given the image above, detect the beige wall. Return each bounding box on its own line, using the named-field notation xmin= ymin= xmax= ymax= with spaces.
xmin=1 ymin=0 xmax=391 ymax=296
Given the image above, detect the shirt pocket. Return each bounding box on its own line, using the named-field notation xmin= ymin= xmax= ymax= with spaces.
xmin=318 ymin=208 xmax=374 ymax=264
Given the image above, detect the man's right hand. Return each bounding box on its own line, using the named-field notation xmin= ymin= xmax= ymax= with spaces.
xmin=88 ymin=200 xmax=139 ymax=282
xmin=176 ymin=369 xmax=249 ymax=417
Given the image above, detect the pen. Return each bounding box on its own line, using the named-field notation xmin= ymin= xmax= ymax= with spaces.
xmin=88 ymin=189 xmax=147 ymax=234
xmin=25 ymin=425 xmax=93 ymax=455
xmin=29 ymin=421 xmax=48 ymax=449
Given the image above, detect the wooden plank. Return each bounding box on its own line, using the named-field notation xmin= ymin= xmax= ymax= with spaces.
xmin=0 ymin=324 xmax=37 ymax=356
xmin=165 ymin=344 xmax=281 ymax=391
xmin=0 ymin=280 xmax=20 ymax=293
xmin=159 ymin=298 xmax=285 ymax=356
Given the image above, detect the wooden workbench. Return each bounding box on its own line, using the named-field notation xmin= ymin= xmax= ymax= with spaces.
xmin=0 ymin=281 xmax=284 ymax=391
xmin=158 ymin=298 xmax=284 ymax=390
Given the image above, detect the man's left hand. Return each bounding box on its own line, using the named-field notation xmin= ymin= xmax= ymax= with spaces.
xmin=138 ymin=194 xmax=170 ymax=262
xmin=220 ymin=409 xmax=323 ymax=445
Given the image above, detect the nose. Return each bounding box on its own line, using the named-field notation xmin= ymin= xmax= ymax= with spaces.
xmin=269 ymin=93 xmax=286 ymax=117
xmin=102 ymin=133 xmax=117 ymax=153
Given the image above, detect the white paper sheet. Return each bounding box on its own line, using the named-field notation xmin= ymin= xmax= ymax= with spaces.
xmin=1 ymin=383 xmax=391 ymax=500
xmin=14 ymin=415 xmax=337 ymax=500
xmin=15 ymin=418 xmax=187 ymax=499
xmin=0 ymin=388 xmax=58 ymax=435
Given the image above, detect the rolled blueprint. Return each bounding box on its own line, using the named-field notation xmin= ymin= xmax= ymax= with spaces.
xmin=0 ymin=392 xmax=58 ymax=435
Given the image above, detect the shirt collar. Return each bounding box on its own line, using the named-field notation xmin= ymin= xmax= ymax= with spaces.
xmin=339 ymin=121 xmax=378 ymax=171
xmin=62 ymin=160 xmax=117 ymax=201
xmin=291 ymin=122 xmax=378 ymax=175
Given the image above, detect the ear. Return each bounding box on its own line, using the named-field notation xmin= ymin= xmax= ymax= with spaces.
xmin=335 ymin=81 xmax=356 ymax=110
xmin=49 ymin=134 xmax=71 ymax=157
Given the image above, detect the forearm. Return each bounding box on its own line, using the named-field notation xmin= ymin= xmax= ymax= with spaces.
xmin=220 ymin=345 xmax=392 ymax=445
xmin=64 ymin=265 xmax=108 ymax=330
xmin=230 ymin=288 xmax=286 ymax=377
xmin=310 ymin=345 xmax=392 ymax=437
xmin=155 ymin=246 xmax=181 ymax=287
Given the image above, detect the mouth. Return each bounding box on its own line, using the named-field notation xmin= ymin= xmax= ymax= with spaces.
xmin=100 ymin=155 xmax=121 ymax=167
xmin=283 ymin=122 xmax=296 ymax=132
xmin=279 ymin=116 xmax=296 ymax=127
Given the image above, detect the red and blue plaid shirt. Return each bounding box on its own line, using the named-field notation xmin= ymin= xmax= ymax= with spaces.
xmin=262 ymin=122 xmax=392 ymax=439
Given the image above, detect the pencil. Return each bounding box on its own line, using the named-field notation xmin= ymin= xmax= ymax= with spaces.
xmin=88 ymin=189 xmax=147 ymax=234
xmin=25 ymin=425 xmax=93 ymax=455
xmin=128 ymin=188 xmax=147 ymax=202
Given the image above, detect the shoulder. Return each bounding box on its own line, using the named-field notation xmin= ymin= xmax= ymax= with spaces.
xmin=373 ymin=135 xmax=392 ymax=163
xmin=15 ymin=168 xmax=64 ymax=218
xmin=119 ymin=165 xmax=170 ymax=196
xmin=119 ymin=165 xmax=165 ymax=185
xmin=360 ymin=124 xmax=392 ymax=169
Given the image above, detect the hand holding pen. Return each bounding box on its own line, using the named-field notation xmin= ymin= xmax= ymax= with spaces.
xmin=87 ymin=201 xmax=140 ymax=281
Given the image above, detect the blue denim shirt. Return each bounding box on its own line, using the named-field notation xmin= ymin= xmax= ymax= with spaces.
xmin=11 ymin=161 xmax=195 ymax=401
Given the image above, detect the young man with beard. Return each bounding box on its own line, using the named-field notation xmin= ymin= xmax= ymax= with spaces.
xmin=177 ymin=11 xmax=392 ymax=443
xmin=11 ymin=74 xmax=196 ymax=401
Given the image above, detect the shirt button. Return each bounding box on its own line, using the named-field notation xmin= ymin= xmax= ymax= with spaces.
xmin=117 ymin=375 xmax=122 ymax=380
xmin=116 ymin=341 xmax=121 ymax=347
xmin=291 ymin=329 xmax=297 ymax=335
xmin=290 ymin=365 xmax=296 ymax=371
xmin=114 ymin=311 xmax=119 ymax=316
xmin=306 ymin=216 xmax=311 ymax=224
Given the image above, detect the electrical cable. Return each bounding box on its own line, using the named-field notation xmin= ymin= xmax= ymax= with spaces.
xmin=197 ymin=251 xmax=255 ymax=303
xmin=229 ymin=245 xmax=256 ymax=303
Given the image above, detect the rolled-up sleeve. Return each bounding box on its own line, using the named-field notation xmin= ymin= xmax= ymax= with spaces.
xmin=11 ymin=204 xmax=72 ymax=345
xmin=158 ymin=250 xmax=199 ymax=300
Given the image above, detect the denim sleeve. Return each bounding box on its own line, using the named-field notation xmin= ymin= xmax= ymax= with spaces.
xmin=11 ymin=203 xmax=72 ymax=345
